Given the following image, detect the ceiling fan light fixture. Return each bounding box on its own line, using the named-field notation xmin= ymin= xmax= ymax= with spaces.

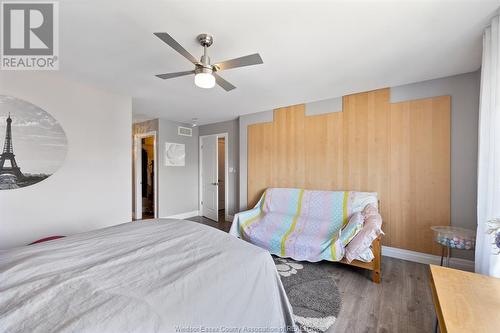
xmin=194 ymin=72 xmax=215 ymax=89
xmin=154 ymin=32 xmax=263 ymax=91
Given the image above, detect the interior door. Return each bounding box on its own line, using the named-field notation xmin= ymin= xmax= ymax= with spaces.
xmin=201 ymin=135 xmax=218 ymax=221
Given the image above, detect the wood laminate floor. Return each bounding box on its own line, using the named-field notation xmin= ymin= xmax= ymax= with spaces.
xmin=186 ymin=215 xmax=436 ymax=333
xmin=332 ymin=257 xmax=435 ymax=332
xmin=187 ymin=211 xmax=232 ymax=233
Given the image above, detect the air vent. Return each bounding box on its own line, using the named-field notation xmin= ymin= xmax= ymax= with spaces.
xmin=178 ymin=126 xmax=192 ymax=137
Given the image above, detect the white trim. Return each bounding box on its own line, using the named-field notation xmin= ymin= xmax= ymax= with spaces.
xmin=198 ymin=136 xmax=203 ymax=214
xmin=162 ymin=210 xmax=199 ymax=220
xmin=219 ymin=134 xmax=229 ymax=222
xmin=382 ymin=246 xmax=475 ymax=272
xmin=133 ymin=131 xmax=158 ymax=220
xmin=199 ymin=133 xmax=229 ymax=222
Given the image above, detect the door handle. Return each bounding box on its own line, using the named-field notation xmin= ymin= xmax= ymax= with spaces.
xmin=212 ymin=182 xmax=219 ymax=186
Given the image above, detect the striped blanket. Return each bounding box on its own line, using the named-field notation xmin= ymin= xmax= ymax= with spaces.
xmin=230 ymin=188 xmax=377 ymax=262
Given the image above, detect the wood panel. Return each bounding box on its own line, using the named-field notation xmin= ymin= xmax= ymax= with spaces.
xmin=248 ymin=122 xmax=273 ymax=207
xmin=305 ymin=111 xmax=344 ymax=190
xmin=272 ymin=105 xmax=306 ymax=189
xmin=342 ymin=90 xmax=391 ymax=244
xmin=389 ymin=96 xmax=450 ymax=254
xmin=247 ymin=88 xmax=451 ymax=254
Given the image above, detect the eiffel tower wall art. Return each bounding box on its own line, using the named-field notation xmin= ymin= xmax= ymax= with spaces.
xmin=0 ymin=95 xmax=67 ymax=190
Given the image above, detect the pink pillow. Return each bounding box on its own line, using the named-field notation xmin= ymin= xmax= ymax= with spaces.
xmin=340 ymin=212 xmax=364 ymax=246
xmin=362 ymin=203 xmax=378 ymax=218
xmin=345 ymin=208 xmax=384 ymax=263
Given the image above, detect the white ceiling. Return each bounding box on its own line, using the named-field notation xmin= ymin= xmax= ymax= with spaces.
xmin=59 ymin=0 xmax=500 ymax=125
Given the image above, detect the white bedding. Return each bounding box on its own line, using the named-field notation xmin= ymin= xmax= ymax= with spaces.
xmin=0 ymin=219 xmax=295 ymax=332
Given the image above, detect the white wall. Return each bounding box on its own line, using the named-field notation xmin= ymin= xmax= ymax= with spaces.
xmin=0 ymin=71 xmax=132 ymax=249
xmin=158 ymin=119 xmax=199 ymax=217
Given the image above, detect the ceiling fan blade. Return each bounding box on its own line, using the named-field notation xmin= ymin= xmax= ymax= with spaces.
xmin=154 ymin=32 xmax=198 ymax=64
xmin=214 ymin=73 xmax=236 ymax=91
xmin=156 ymin=70 xmax=195 ymax=80
xmin=214 ymin=53 xmax=263 ymax=71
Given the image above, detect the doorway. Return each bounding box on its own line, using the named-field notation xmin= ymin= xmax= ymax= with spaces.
xmin=134 ymin=132 xmax=158 ymax=220
xmin=199 ymin=133 xmax=228 ymax=222
xmin=218 ymin=137 xmax=225 ymax=220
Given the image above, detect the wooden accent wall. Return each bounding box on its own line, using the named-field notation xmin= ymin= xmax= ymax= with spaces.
xmin=247 ymin=88 xmax=450 ymax=255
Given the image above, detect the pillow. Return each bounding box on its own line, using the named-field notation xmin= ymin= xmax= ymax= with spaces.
xmin=355 ymin=248 xmax=374 ymax=263
xmin=362 ymin=203 xmax=379 ymax=218
xmin=349 ymin=192 xmax=378 ymax=215
xmin=345 ymin=211 xmax=384 ymax=263
xmin=340 ymin=212 xmax=364 ymax=246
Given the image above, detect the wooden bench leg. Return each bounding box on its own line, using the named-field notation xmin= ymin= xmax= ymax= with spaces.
xmin=372 ymin=269 xmax=381 ymax=283
xmin=372 ymin=237 xmax=382 ymax=283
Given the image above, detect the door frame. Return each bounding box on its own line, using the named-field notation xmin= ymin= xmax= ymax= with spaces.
xmin=199 ymin=133 xmax=229 ymax=222
xmin=133 ymin=131 xmax=158 ymax=220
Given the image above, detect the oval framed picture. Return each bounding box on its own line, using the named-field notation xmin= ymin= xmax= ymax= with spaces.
xmin=0 ymin=95 xmax=67 ymax=190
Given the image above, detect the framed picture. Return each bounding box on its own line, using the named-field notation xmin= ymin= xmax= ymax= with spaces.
xmin=0 ymin=95 xmax=67 ymax=190
xmin=164 ymin=142 xmax=185 ymax=166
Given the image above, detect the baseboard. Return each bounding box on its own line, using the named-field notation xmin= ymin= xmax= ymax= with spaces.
xmin=382 ymin=245 xmax=475 ymax=272
xmin=226 ymin=214 xmax=234 ymax=222
xmin=162 ymin=210 xmax=199 ymax=220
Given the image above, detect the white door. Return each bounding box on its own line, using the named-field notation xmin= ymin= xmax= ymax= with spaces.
xmin=201 ymin=135 xmax=218 ymax=221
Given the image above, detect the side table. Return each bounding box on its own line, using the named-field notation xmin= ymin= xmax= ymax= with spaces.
xmin=431 ymin=226 xmax=475 ymax=266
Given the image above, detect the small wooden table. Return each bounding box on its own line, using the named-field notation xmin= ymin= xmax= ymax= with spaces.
xmin=429 ymin=265 xmax=500 ymax=333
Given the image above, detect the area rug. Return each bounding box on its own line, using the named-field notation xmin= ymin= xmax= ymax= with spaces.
xmin=273 ymin=257 xmax=342 ymax=333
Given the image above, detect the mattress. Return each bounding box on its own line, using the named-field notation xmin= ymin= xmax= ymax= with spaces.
xmin=0 ymin=219 xmax=295 ymax=332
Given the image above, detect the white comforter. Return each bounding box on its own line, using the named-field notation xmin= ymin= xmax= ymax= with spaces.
xmin=0 ymin=219 xmax=295 ymax=333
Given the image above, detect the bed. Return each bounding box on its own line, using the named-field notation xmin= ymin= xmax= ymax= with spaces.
xmin=0 ymin=219 xmax=295 ymax=332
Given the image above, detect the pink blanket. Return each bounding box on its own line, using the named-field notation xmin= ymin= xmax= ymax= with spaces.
xmin=230 ymin=188 xmax=378 ymax=262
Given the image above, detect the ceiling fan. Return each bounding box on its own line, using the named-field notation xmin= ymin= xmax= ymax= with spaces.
xmin=154 ymin=32 xmax=263 ymax=91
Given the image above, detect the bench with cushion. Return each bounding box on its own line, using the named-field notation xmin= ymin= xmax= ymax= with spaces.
xmin=230 ymin=188 xmax=383 ymax=282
